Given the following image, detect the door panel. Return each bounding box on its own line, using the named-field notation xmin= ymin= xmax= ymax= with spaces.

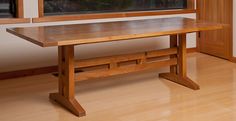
xmin=197 ymin=0 xmax=233 ymax=59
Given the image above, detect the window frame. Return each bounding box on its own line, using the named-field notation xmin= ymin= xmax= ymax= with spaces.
xmin=0 ymin=0 xmax=30 ymax=24
xmin=33 ymin=0 xmax=196 ymax=23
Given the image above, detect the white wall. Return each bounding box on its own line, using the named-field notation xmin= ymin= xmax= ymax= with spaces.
xmin=0 ymin=0 xmax=196 ymax=73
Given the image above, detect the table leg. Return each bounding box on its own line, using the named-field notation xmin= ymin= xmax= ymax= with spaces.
xmin=49 ymin=45 xmax=86 ymax=117
xmin=159 ymin=34 xmax=200 ymax=90
xmin=170 ymin=34 xmax=178 ymax=74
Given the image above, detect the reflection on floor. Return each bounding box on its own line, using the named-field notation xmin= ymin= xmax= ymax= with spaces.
xmin=0 ymin=53 xmax=236 ymax=121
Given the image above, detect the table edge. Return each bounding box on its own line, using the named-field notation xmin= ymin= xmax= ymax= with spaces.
xmin=6 ymin=23 xmax=223 ymax=47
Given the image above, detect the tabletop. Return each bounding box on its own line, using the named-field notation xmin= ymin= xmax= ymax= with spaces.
xmin=7 ymin=17 xmax=222 ymax=47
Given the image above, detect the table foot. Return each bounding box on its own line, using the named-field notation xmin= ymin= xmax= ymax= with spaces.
xmin=50 ymin=93 xmax=86 ymax=117
xmin=159 ymin=73 xmax=200 ymax=90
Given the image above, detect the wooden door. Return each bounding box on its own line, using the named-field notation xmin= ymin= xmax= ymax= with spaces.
xmin=197 ymin=0 xmax=233 ymax=59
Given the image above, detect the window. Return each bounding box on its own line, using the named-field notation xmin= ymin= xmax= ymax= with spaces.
xmin=0 ymin=0 xmax=17 ymax=18
xmin=34 ymin=0 xmax=195 ymax=23
xmin=0 ymin=0 xmax=30 ymax=24
xmin=44 ymin=0 xmax=187 ymax=16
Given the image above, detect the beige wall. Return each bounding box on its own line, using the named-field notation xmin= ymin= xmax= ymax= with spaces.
xmin=0 ymin=0 xmax=197 ymax=73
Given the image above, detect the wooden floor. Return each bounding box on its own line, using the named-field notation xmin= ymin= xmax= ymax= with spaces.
xmin=1 ymin=53 xmax=236 ymax=121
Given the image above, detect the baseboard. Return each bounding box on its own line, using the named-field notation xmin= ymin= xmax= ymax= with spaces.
xmin=0 ymin=66 xmax=57 ymax=80
xmin=187 ymin=47 xmax=197 ymax=53
xmin=231 ymin=57 xmax=236 ymax=63
xmin=0 ymin=48 xmax=197 ymax=80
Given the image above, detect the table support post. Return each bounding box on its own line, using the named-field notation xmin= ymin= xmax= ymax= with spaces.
xmin=170 ymin=34 xmax=178 ymax=74
xmin=159 ymin=34 xmax=200 ymax=90
xmin=49 ymin=45 xmax=86 ymax=117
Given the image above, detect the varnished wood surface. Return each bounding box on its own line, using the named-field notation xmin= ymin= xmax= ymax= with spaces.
xmin=197 ymin=0 xmax=233 ymax=59
xmin=76 ymin=59 xmax=177 ymax=82
xmin=49 ymin=33 xmax=199 ymax=116
xmin=160 ymin=33 xmax=200 ymax=90
xmin=1 ymin=53 xmax=236 ymax=121
xmin=0 ymin=48 xmax=197 ymax=81
xmin=51 ymin=45 xmax=86 ymax=116
xmin=73 ymin=48 xmax=178 ymax=82
xmin=0 ymin=18 xmax=30 ymax=24
xmin=170 ymin=35 xmax=178 ymax=74
xmin=5 ymin=17 xmax=222 ymax=117
xmin=16 ymin=0 xmax=24 ymax=18
xmin=7 ymin=17 xmax=222 ymax=47
xmin=74 ymin=48 xmax=177 ymax=69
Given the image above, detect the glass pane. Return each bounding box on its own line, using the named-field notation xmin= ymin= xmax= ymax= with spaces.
xmin=44 ymin=0 xmax=187 ymax=16
xmin=0 ymin=0 xmax=17 ymax=18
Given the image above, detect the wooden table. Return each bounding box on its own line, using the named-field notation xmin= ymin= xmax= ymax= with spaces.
xmin=7 ymin=17 xmax=222 ymax=117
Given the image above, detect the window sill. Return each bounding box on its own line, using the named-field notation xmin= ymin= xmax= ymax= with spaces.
xmin=0 ymin=18 xmax=31 ymax=24
xmin=33 ymin=9 xmax=196 ymax=23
